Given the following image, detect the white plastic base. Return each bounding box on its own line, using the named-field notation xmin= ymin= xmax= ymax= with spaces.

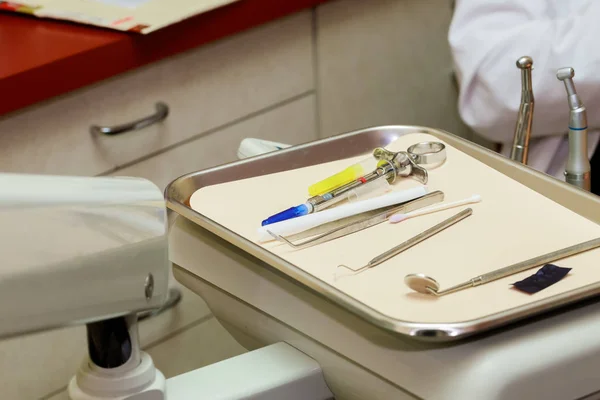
xmin=237 ymin=138 xmax=291 ymax=159
xmin=68 ymin=352 xmax=166 ymax=400
xmin=165 ymin=342 xmax=333 ymax=400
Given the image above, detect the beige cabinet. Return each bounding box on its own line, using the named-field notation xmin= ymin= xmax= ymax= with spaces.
xmin=0 ymin=11 xmax=314 ymax=177
xmin=0 ymin=11 xmax=315 ymax=400
xmin=110 ymin=95 xmax=317 ymax=190
xmin=0 ymin=93 xmax=316 ymax=400
xmin=315 ymin=0 xmax=486 ymax=145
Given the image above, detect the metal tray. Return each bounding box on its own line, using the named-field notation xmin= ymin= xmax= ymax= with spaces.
xmin=165 ymin=125 xmax=600 ymax=341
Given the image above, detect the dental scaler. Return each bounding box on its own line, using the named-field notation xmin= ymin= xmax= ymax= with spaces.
xmin=510 ymin=56 xmax=535 ymax=164
xmin=557 ymin=67 xmax=591 ymax=191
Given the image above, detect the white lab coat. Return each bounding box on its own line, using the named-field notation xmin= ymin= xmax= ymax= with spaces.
xmin=448 ymin=0 xmax=600 ymax=179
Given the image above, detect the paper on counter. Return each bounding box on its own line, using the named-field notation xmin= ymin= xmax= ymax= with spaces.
xmin=6 ymin=0 xmax=240 ymax=34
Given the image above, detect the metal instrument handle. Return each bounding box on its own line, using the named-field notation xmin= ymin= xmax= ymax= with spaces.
xmin=475 ymin=237 xmax=600 ymax=285
xmin=565 ymin=170 xmax=591 ymax=191
xmin=510 ymin=56 xmax=534 ymax=164
xmin=369 ymin=207 xmax=473 ymax=267
xmin=280 ymin=191 xmax=445 ymax=249
xmin=90 ymin=102 xmax=169 ymax=136
xmin=557 ymin=67 xmax=592 ymax=191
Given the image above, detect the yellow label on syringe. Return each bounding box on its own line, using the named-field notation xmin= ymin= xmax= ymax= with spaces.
xmin=308 ymin=164 xmax=366 ymax=196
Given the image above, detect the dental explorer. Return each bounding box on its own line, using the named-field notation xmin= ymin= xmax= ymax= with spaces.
xmin=557 ymin=67 xmax=591 ymax=191
xmin=404 ymin=237 xmax=600 ymax=297
xmin=510 ymin=56 xmax=535 ymax=164
xmin=336 ymin=208 xmax=472 ymax=278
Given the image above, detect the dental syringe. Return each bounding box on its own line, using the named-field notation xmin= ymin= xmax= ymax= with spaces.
xmin=262 ymin=157 xmax=399 ymax=226
xmin=261 ymin=142 xmax=446 ymax=226
xmin=261 ymin=178 xmax=390 ymax=226
xmin=556 ymin=67 xmax=591 ymax=191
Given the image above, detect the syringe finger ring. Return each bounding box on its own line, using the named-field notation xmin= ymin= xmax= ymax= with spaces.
xmin=407 ymin=142 xmax=446 ymax=165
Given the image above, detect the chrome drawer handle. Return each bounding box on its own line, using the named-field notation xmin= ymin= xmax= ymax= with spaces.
xmin=90 ymin=102 xmax=169 ymax=136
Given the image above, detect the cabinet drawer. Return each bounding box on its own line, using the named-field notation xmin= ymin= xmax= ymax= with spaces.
xmin=0 ymin=11 xmax=313 ymax=176
xmin=109 ymin=95 xmax=317 ymax=190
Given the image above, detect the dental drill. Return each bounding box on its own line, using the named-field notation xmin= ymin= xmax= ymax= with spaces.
xmin=510 ymin=56 xmax=535 ymax=164
xmin=557 ymin=67 xmax=592 ymax=191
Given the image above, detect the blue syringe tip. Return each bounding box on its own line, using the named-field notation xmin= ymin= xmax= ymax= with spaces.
xmin=261 ymin=204 xmax=310 ymax=226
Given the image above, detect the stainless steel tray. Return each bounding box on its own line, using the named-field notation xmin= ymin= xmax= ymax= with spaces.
xmin=165 ymin=125 xmax=600 ymax=341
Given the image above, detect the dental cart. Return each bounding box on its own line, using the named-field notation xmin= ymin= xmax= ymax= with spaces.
xmin=166 ymin=126 xmax=600 ymax=400
xmin=2 ymin=126 xmax=599 ymax=400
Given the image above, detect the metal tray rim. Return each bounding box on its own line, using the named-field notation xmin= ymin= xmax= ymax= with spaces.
xmin=165 ymin=125 xmax=600 ymax=342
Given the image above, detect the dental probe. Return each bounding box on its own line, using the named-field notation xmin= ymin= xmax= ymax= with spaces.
xmin=557 ymin=67 xmax=592 ymax=191
xmin=510 ymin=56 xmax=535 ymax=164
xmin=336 ymin=208 xmax=472 ymax=279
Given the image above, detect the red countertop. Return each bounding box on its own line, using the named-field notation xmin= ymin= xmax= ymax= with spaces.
xmin=0 ymin=0 xmax=326 ymax=117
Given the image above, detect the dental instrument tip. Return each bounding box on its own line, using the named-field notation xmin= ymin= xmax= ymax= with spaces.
xmin=266 ymin=230 xmax=304 ymax=249
xmin=404 ymin=273 xmax=440 ymax=295
xmin=389 ymin=214 xmax=408 ymax=223
xmin=333 ymin=265 xmax=362 ymax=281
xmin=516 ymin=56 xmax=533 ymax=69
xmin=266 ymin=230 xmax=282 ymax=242
xmin=556 ymin=67 xmax=575 ymax=80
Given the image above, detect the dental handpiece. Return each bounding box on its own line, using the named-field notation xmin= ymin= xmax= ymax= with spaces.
xmin=510 ymin=56 xmax=534 ymax=164
xmin=556 ymin=67 xmax=591 ymax=191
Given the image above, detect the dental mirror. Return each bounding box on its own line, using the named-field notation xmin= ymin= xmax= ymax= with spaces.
xmin=404 ymin=237 xmax=600 ymax=297
xmin=404 ymin=273 xmax=440 ymax=295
